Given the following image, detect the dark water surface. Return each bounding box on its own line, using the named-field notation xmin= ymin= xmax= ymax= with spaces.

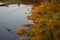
xmin=0 ymin=4 xmax=33 ymax=40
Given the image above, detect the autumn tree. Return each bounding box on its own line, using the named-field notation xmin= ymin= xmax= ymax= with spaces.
xmin=17 ymin=0 xmax=60 ymax=40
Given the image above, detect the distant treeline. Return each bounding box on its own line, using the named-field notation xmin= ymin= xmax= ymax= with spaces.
xmin=0 ymin=0 xmax=60 ymax=5
xmin=0 ymin=0 xmax=17 ymax=4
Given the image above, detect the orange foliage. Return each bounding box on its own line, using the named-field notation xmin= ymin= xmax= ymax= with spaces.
xmin=16 ymin=27 xmax=28 ymax=35
xmin=17 ymin=0 xmax=60 ymax=40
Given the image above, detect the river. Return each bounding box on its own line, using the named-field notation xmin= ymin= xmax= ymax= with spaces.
xmin=0 ymin=4 xmax=33 ymax=40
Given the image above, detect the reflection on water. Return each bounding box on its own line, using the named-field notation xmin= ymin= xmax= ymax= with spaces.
xmin=0 ymin=4 xmax=33 ymax=40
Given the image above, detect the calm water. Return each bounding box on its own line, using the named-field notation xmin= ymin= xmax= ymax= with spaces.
xmin=0 ymin=4 xmax=33 ymax=40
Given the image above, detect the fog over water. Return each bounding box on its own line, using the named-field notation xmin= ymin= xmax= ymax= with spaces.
xmin=0 ymin=4 xmax=33 ymax=40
